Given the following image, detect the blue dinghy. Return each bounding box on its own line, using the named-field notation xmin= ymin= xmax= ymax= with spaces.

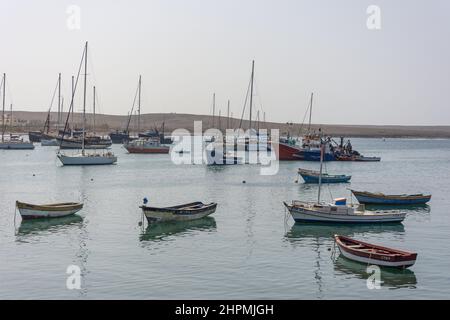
xmin=298 ymin=168 xmax=351 ymax=184
xmin=351 ymin=190 xmax=431 ymax=205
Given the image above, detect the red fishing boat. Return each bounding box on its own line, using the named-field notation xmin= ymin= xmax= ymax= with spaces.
xmin=334 ymin=235 xmax=417 ymax=268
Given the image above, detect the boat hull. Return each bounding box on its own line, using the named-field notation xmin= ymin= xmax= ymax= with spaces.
xmin=124 ymin=146 xmax=170 ymax=154
xmin=352 ymin=190 xmax=431 ymax=205
xmin=299 ymin=170 xmax=351 ymax=183
xmin=276 ymin=142 xmax=303 ymax=160
xmin=285 ymin=204 xmax=406 ymax=224
xmin=141 ymin=202 xmax=217 ymax=222
xmin=16 ymin=201 xmax=83 ymax=220
xmin=28 ymin=131 xmax=42 ymax=142
xmin=41 ymin=139 xmax=58 ymax=146
xmin=57 ymin=154 xmax=117 ymax=165
xmin=335 ymin=235 xmax=417 ymax=268
xmin=0 ymin=142 xmax=35 ymax=149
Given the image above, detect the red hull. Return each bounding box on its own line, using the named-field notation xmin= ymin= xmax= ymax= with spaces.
xmin=275 ymin=142 xmax=303 ymax=161
xmin=125 ymin=146 xmax=169 ymax=154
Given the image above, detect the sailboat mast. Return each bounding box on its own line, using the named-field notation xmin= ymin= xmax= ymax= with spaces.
xmin=71 ymin=75 xmax=75 ymax=131
xmin=9 ymin=104 xmax=13 ymax=134
xmin=93 ymin=86 xmax=96 ymax=134
xmin=227 ymin=100 xmax=230 ymax=129
xmin=249 ymin=60 xmax=254 ymax=130
xmin=58 ymin=73 xmax=61 ymax=128
xmin=1 ymin=73 xmax=5 ymax=142
xmin=212 ymin=93 xmax=215 ymax=128
xmin=138 ymin=75 xmax=141 ymax=134
xmin=308 ymin=92 xmax=313 ymax=133
xmin=318 ymin=142 xmax=324 ymax=203
xmin=81 ymin=42 xmax=88 ymax=155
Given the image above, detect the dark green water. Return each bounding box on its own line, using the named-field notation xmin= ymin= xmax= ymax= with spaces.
xmin=0 ymin=138 xmax=448 ymax=299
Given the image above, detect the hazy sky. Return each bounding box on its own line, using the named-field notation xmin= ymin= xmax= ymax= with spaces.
xmin=1 ymin=0 xmax=449 ymax=125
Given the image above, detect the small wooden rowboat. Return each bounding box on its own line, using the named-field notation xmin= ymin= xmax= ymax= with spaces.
xmin=140 ymin=202 xmax=217 ymax=223
xmin=335 ymin=235 xmax=417 ymax=268
xmin=351 ymin=190 xmax=431 ymax=205
xmin=16 ymin=201 xmax=83 ymax=220
xmin=298 ymin=168 xmax=351 ymax=183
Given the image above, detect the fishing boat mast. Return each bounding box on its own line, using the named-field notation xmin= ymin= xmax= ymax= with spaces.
xmin=81 ymin=42 xmax=88 ymax=156
xmin=1 ymin=73 xmax=5 ymax=142
xmin=317 ymin=142 xmax=324 ymax=203
xmin=308 ymin=92 xmax=313 ymax=134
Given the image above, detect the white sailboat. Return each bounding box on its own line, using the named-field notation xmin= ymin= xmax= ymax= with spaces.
xmin=57 ymin=42 xmax=117 ymax=166
xmin=284 ymin=143 xmax=406 ymax=224
xmin=0 ymin=73 xmax=35 ymax=150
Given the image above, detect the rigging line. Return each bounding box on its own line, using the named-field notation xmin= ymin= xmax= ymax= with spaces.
xmin=125 ymin=80 xmax=140 ymax=132
xmin=253 ymin=76 xmax=265 ymax=115
xmin=47 ymin=77 xmax=60 ymax=113
xmin=5 ymin=77 xmax=14 ymax=106
xmin=297 ymin=96 xmax=312 ymax=138
xmin=60 ymin=44 xmax=86 ymax=148
xmin=238 ymin=73 xmax=252 ymax=131
xmin=323 ymin=160 xmax=334 ymax=202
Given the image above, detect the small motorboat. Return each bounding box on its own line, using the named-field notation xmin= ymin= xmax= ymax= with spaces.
xmin=351 ymin=190 xmax=431 ymax=205
xmin=140 ymin=201 xmax=218 ymax=223
xmin=16 ymin=201 xmax=83 ymax=220
xmin=334 ymin=235 xmax=417 ymax=268
xmin=298 ymin=168 xmax=351 ymax=183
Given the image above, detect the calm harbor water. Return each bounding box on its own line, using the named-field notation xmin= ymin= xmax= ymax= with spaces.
xmin=1 ymin=138 xmax=449 ymax=299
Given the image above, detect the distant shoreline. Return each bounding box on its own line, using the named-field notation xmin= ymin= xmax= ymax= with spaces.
xmin=8 ymin=111 xmax=450 ymax=139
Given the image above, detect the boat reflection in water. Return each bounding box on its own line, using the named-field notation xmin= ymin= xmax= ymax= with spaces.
xmin=17 ymin=215 xmax=83 ymax=236
xmin=334 ymin=256 xmax=417 ymax=289
xmin=139 ymin=217 xmax=217 ymax=242
xmin=285 ymin=223 xmax=405 ymax=245
xmin=285 ymin=223 xmax=414 ymax=291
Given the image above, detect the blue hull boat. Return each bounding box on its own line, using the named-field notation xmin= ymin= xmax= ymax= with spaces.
xmin=298 ymin=169 xmax=351 ymax=183
xmin=351 ymin=190 xmax=431 ymax=205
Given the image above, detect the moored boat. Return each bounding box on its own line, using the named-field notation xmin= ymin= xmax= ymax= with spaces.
xmin=140 ymin=201 xmax=217 ymax=223
xmin=284 ymin=200 xmax=406 ymax=224
xmin=284 ymin=142 xmax=406 ymax=224
xmin=298 ymin=168 xmax=351 ymax=183
xmin=334 ymin=235 xmax=417 ymax=268
xmin=16 ymin=201 xmax=83 ymax=220
xmin=57 ymin=151 xmax=117 ymax=165
xmin=351 ymin=190 xmax=432 ymax=205
xmin=124 ymin=137 xmax=170 ymax=154
xmin=57 ymin=42 xmax=117 ymax=166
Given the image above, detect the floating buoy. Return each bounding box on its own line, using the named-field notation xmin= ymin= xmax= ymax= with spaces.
xmin=91 ymin=178 xmax=93 ymax=181
xmin=242 ymin=180 xmax=246 ymax=184
xmin=294 ymin=180 xmax=298 ymax=183
xmin=32 ymin=174 xmax=35 ymax=177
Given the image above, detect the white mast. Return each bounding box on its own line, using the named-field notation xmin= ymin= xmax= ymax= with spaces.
xmin=249 ymin=60 xmax=254 ymax=130
xmin=81 ymin=41 xmax=88 ymax=155
xmin=1 ymin=73 xmax=5 ymax=142
xmin=318 ymin=141 xmax=324 ymax=203
xmin=138 ymin=75 xmax=141 ymax=134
